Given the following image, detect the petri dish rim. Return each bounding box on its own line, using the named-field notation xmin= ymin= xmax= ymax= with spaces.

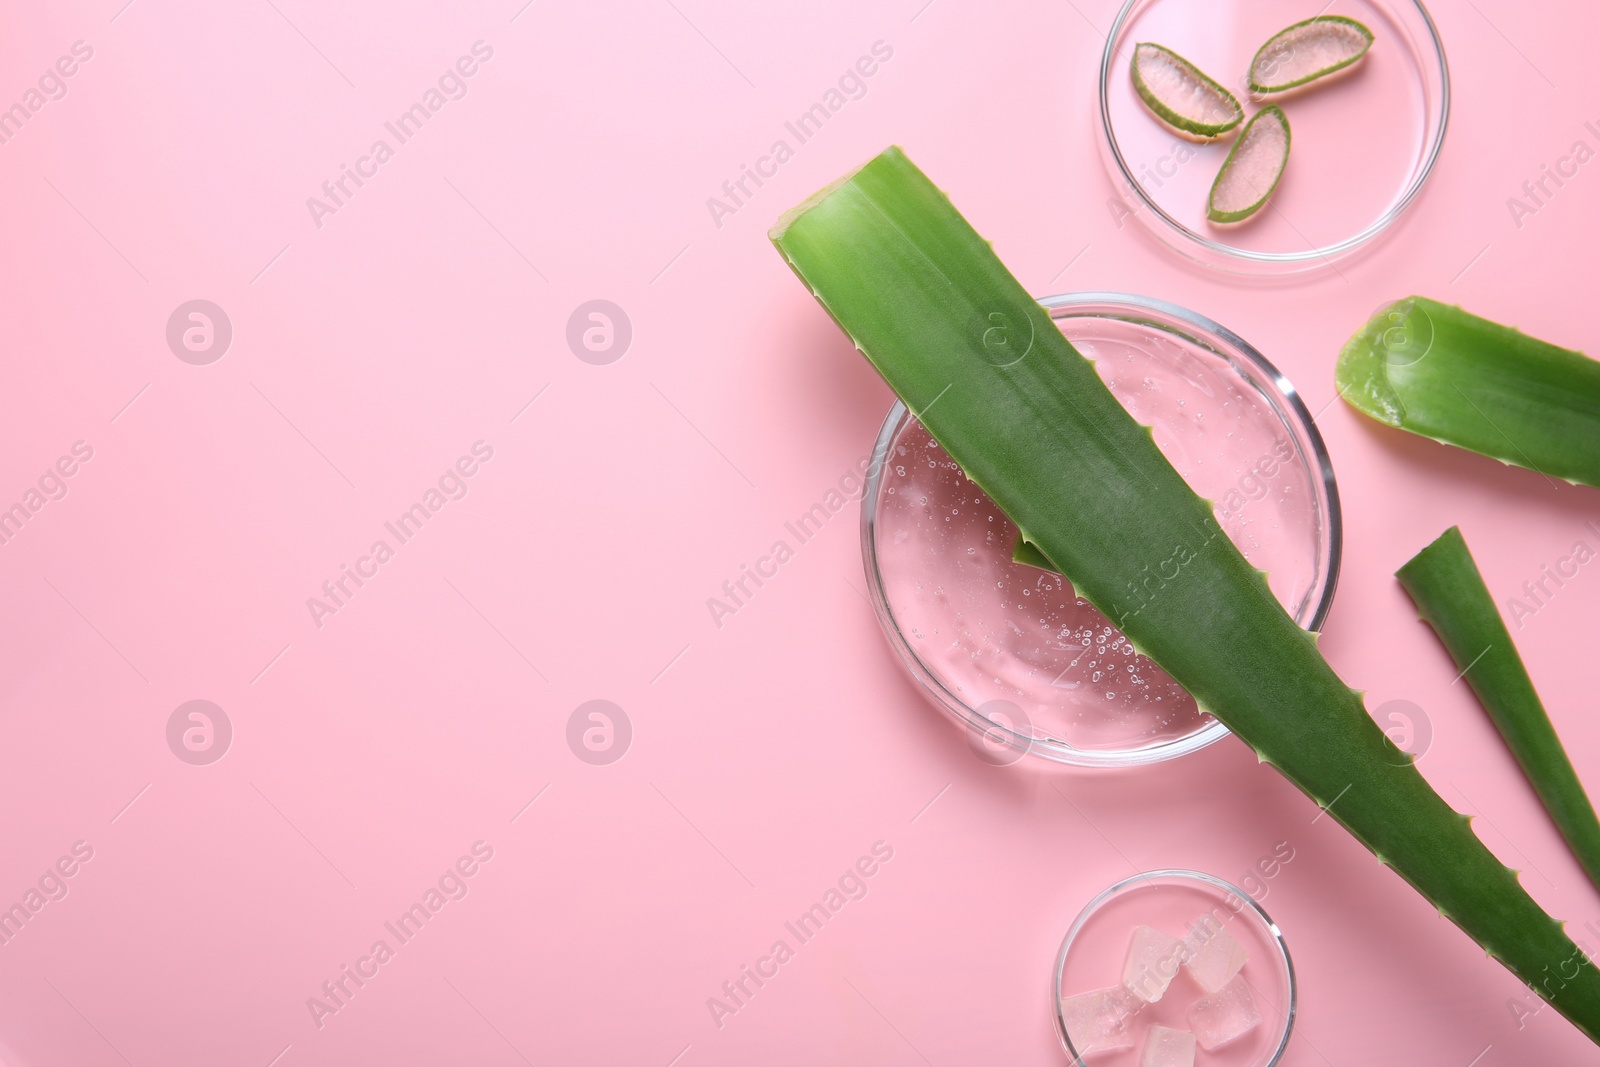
xmin=1050 ymin=867 xmax=1298 ymax=1067
xmin=859 ymin=291 xmax=1343 ymax=768
xmin=1096 ymin=0 xmax=1451 ymax=274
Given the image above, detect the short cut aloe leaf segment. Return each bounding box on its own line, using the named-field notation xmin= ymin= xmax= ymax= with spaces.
xmin=1337 ymin=297 xmax=1600 ymax=488
xmin=1397 ymin=526 xmax=1600 ymax=894
xmin=1207 ymin=106 xmax=1290 ymax=223
xmin=1250 ymin=16 xmax=1375 ymax=95
xmin=1131 ymin=43 xmax=1244 ymax=140
xmin=770 ymin=147 xmax=1600 ymax=1045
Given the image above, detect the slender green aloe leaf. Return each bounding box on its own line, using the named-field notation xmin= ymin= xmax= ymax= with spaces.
xmin=1398 ymin=526 xmax=1600 ymax=893
xmin=1207 ymin=106 xmax=1290 ymax=224
xmin=1337 ymin=297 xmax=1600 ymax=488
xmin=770 ymin=147 xmax=1600 ymax=1044
xmin=1131 ymin=43 xmax=1243 ymax=140
xmin=1250 ymin=16 xmax=1374 ymax=95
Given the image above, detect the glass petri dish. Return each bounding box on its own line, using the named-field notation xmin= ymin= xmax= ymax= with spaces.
xmin=1097 ymin=0 xmax=1449 ymax=274
xmin=860 ymin=293 xmax=1340 ymax=767
xmin=1052 ymin=869 xmax=1296 ymax=1066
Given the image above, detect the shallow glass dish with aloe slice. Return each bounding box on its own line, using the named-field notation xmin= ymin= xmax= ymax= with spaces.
xmin=1097 ymin=0 xmax=1448 ymax=273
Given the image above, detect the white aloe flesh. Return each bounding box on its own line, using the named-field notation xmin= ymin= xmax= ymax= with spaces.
xmin=1251 ymin=16 xmax=1374 ymax=95
xmin=1207 ymin=106 xmax=1290 ymax=224
xmin=1131 ymin=43 xmax=1244 ymax=140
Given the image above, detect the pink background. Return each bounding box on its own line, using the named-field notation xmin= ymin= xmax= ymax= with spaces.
xmin=0 ymin=0 xmax=1597 ymax=1064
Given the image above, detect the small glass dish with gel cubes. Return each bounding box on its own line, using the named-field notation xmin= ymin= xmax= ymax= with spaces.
xmin=1053 ymin=869 xmax=1295 ymax=1066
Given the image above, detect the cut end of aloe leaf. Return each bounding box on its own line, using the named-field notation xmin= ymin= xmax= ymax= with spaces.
xmin=1334 ymin=298 xmax=1418 ymax=426
xmin=1207 ymin=106 xmax=1290 ymax=224
xmin=1131 ymin=43 xmax=1244 ymax=140
xmin=1338 ymin=296 xmax=1600 ymax=489
xmin=1250 ymin=16 xmax=1374 ymax=95
xmin=770 ymin=155 xmax=878 ymax=242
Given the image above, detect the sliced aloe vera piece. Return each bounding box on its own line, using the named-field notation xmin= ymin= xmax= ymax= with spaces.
xmin=1207 ymin=106 xmax=1289 ymax=223
xmin=1398 ymin=526 xmax=1600 ymax=894
xmin=770 ymin=147 xmax=1600 ymax=1045
xmin=1337 ymin=297 xmax=1600 ymax=488
xmin=1131 ymin=43 xmax=1244 ymax=140
xmin=1250 ymin=16 xmax=1375 ymax=95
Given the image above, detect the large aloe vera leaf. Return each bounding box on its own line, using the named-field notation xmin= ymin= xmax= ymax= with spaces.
xmin=1398 ymin=526 xmax=1600 ymax=893
xmin=1337 ymin=297 xmax=1600 ymax=488
xmin=771 ymin=148 xmax=1600 ymax=1042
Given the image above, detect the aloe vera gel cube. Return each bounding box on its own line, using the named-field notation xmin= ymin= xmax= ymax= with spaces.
xmin=1187 ymin=974 xmax=1262 ymax=1050
xmin=1061 ymin=986 xmax=1140 ymax=1054
xmin=1123 ymin=924 xmax=1190 ymax=1003
xmin=1141 ymin=1024 xmax=1198 ymax=1067
xmin=1183 ymin=916 xmax=1249 ymax=992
